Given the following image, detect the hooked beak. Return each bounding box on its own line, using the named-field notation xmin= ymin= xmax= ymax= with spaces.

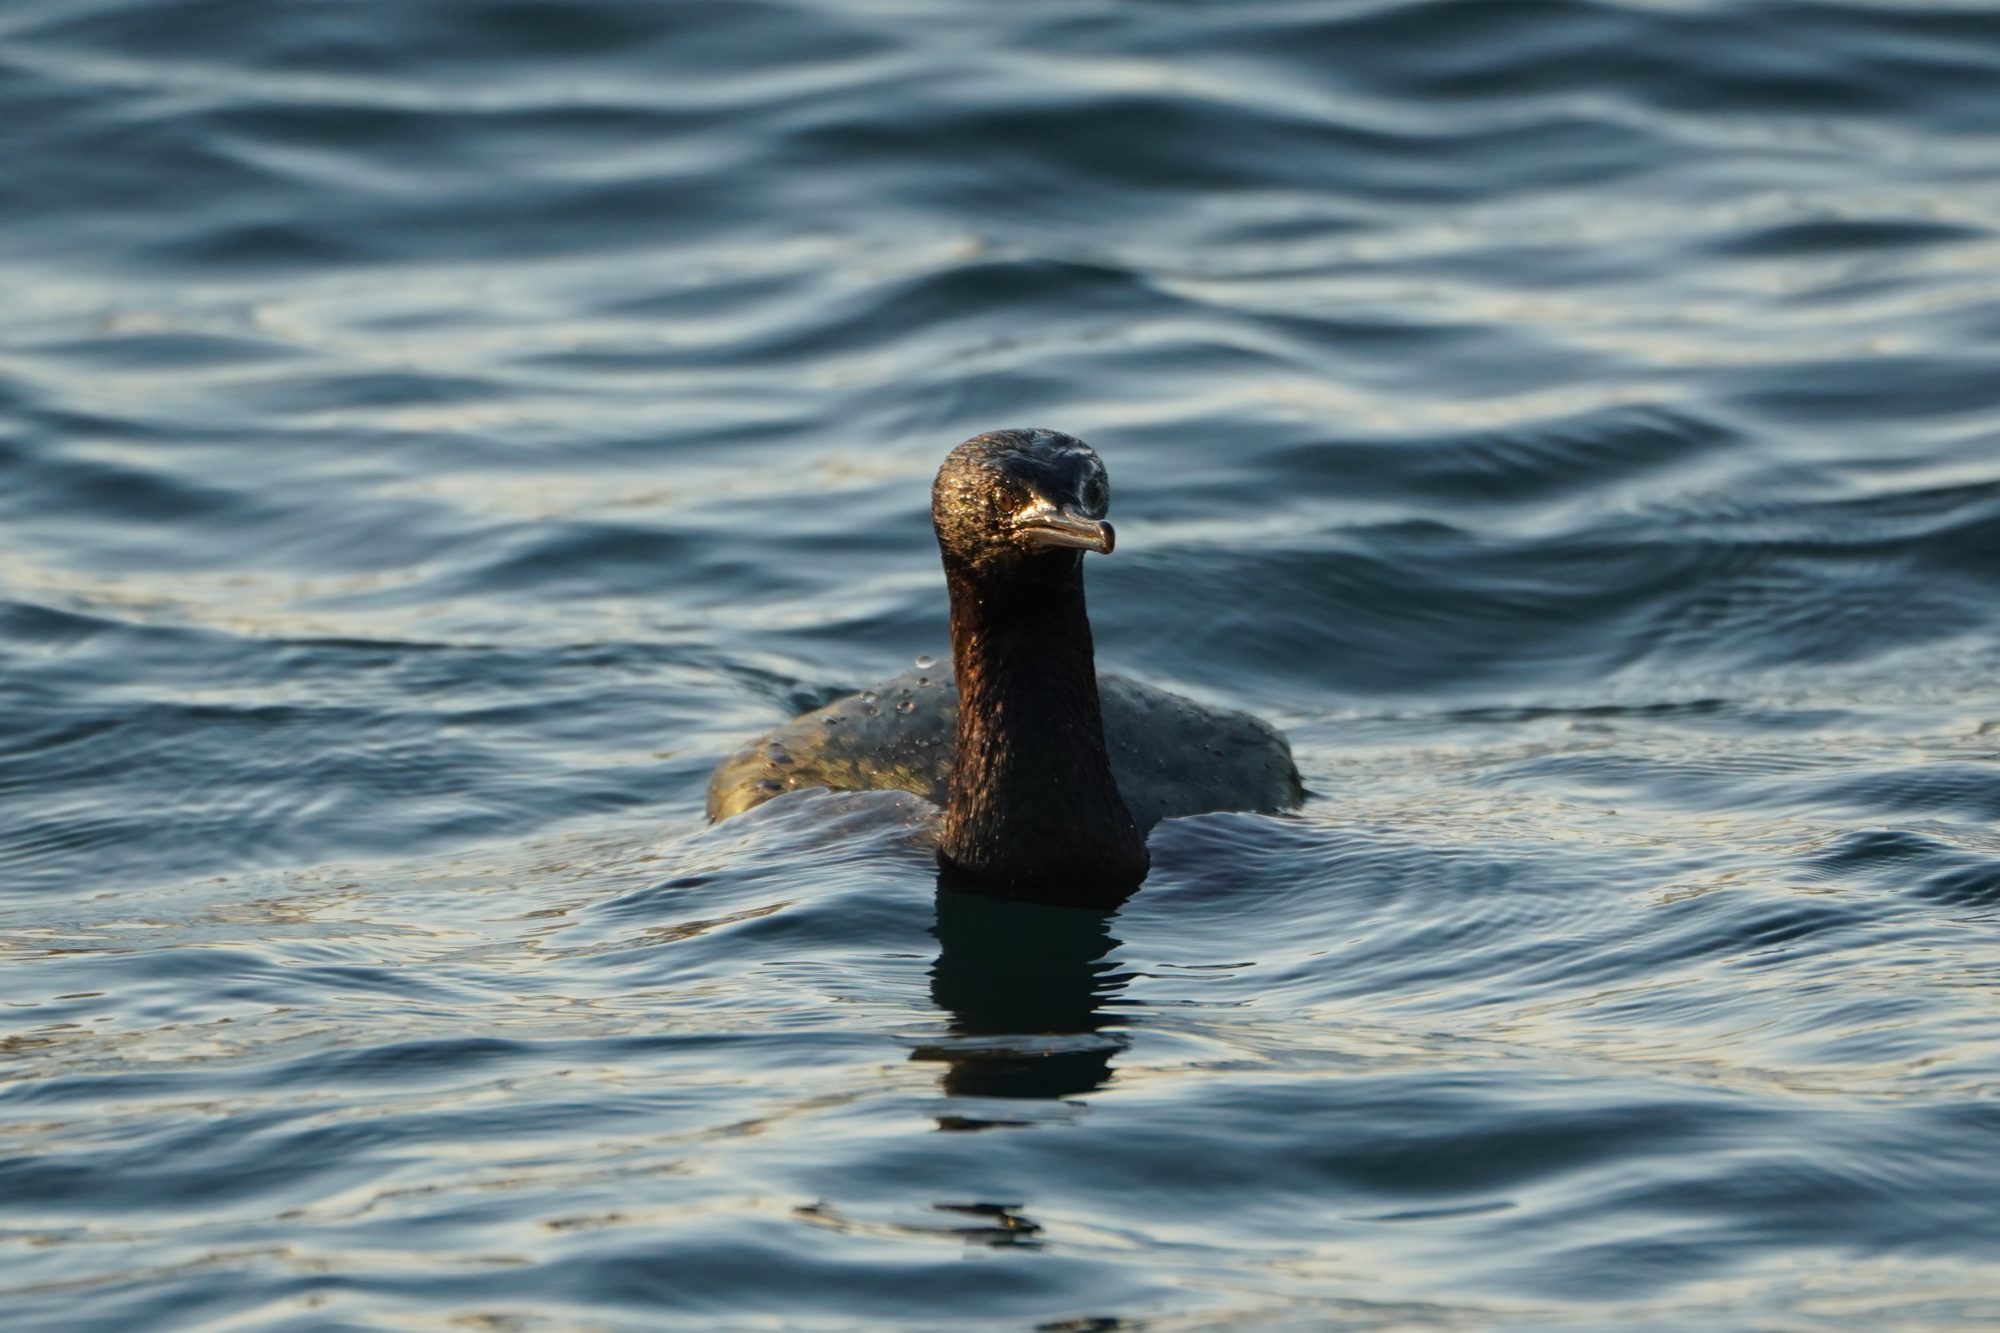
xmin=1013 ymin=502 xmax=1115 ymax=555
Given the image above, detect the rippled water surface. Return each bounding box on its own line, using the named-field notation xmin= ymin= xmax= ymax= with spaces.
xmin=6 ymin=1 xmax=2000 ymax=1327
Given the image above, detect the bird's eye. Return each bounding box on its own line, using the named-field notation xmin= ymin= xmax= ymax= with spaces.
xmin=1081 ymin=476 xmax=1107 ymax=514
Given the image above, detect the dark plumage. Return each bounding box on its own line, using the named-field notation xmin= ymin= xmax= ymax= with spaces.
xmin=707 ymin=429 xmax=1303 ymax=899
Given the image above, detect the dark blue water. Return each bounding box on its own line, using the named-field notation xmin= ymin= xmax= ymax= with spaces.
xmin=6 ymin=0 xmax=2000 ymax=1326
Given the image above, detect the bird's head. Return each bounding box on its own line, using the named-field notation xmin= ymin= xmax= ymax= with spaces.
xmin=931 ymin=428 xmax=1115 ymax=574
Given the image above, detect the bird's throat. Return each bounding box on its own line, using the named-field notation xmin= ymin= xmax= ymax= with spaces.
xmin=938 ymin=559 xmax=1150 ymax=897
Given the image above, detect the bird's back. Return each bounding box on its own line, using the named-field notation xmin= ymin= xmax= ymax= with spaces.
xmin=706 ymin=668 xmax=1303 ymax=828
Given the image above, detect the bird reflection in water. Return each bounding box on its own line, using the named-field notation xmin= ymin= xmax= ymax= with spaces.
xmin=911 ymin=878 xmax=1136 ymax=1129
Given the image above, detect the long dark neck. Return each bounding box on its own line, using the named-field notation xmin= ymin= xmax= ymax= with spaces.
xmin=938 ymin=553 xmax=1149 ymax=899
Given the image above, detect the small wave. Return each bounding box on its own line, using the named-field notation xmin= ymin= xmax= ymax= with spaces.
xmin=1709 ymin=216 xmax=1985 ymax=259
xmin=1264 ymin=403 xmax=1736 ymax=504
